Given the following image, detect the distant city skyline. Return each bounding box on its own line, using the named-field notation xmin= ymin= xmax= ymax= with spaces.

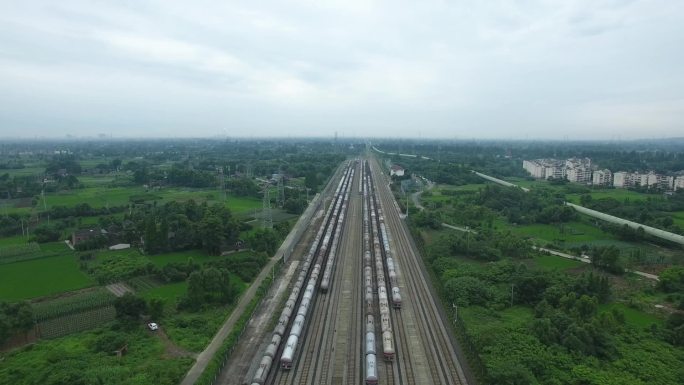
xmin=1 ymin=1 xmax=683 ymax=139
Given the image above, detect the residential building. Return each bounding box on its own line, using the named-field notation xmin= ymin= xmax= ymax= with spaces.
xmin=565 ymin=158 xmax=592 ymax=183
xmin=674 ymin=176 xmax=684 ymax=191
xmin=613 ymin=171 xmax=674 ymax=189
xmin=522 ymin=159 xmax=565 ymax=180
xmin=592 ymin=169 xmax=612 ymax=186
xmin=613 ymin=172 xmax=629 ymax=188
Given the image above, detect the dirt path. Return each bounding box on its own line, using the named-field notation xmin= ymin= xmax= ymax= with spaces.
xmin=155 ymin=327 xmax=198 ymax=359
xmin=411 ymin=177 xmax=434 ymax=211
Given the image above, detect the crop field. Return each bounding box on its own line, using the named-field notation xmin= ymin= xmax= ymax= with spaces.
xmin=32 ymin=287 xmax=116 ymax=320
xmin=0 ymin=254 xmax=94 ymax=300
xmin=37 ymin=305 xmax=116 ymax=339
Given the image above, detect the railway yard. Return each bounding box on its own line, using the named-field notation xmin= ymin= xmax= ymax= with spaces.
xmin=237 ymin=156 xmax=469 ymax=385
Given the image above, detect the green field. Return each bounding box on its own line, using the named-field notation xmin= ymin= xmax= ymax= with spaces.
xmin=0 ymin=254 xmax=94 ymax=300
xmin=460 ymin=305 xmax=534 ymax=332
xmin=500 ymin=219 xmax=607 ymax=244
xmin=77 ymin=175 xmax=118 ymax=187
xmin=422 ymin=183 xmax=486 ymax=204
xmin=534 ymin=254 xmax=586 ymax=270
xmin=599 ymin=303 xmax=662 ymax=328
xmin=566 ymin=188 xmax=655 ymax=204
xmin=672 ymin=211 xmax=684 ymax=229
xmin=30 ymin=186 xmax=262 ymax=214
xmin=0 ymin=234 xmax=30 ymax=246
xmin=141 ymin=281 xmax=188 ymax=302
xmin=0 ymin=167 xmax=45 ymax=177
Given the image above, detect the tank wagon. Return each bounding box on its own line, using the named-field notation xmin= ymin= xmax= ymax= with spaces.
xmin=250 ymin=162 xmax=354 ymax=383
xmin=280 ymin=163 xmax=354 ymax=370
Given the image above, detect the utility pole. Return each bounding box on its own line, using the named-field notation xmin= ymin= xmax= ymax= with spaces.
xmin=465 ymin=226 xmax=470 ymax=253
xmin=262 ymin=187 xmax=273 ymax=229
xmin=510 ymin=283 xmax=514 ymax=307
xmin=42 ymin=189 xmax=49 ymax=225
xmin=277 ymin=171 xmax=285 ymax=208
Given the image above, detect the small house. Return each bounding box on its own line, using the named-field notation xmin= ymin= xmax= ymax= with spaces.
xmin=72 ymin=228 xmax=106 ymax=246
xmin=390 ymin=165 xmax=405 ymax=177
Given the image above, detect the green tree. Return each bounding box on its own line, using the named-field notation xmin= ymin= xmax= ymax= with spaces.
xmin=114 ymin=293 xmax=147 ymax=320
xmin=199 ymin=214 xmax=223 ymax=255
xmin=658 ymin=266 xmax=684 ymax=293
xmin=444 ymin=276 xmax=491 ymax=306
xmin=148 ymin=298 xmax=165 ymax=320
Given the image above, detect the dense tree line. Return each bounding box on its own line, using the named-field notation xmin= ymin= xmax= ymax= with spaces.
xmin=0 ymin=301 xmax=34 ymax=345
xmin=134 ymin=200 xmax=240 ymax=255
xmin=476 ymin=185 xmax=576 ymax=225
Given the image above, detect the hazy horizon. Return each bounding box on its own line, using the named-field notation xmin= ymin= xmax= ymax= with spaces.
xmin=1 ymin=1 xmax=683 ymax=140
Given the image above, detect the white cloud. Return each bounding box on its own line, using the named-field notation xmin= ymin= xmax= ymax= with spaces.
xmin=0 ymin=0 xmax=682 ymax=138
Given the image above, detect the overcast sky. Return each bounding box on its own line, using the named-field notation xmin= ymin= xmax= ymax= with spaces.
xmin=0 ymin=0 xmax=682 ymax=139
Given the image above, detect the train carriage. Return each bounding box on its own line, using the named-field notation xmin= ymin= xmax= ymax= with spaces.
xmin=365 ymin=354 xmax=378 ymax=385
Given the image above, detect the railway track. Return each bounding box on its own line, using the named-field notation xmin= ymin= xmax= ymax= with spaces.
xmin=252 ymin=157 xmax=467 ymax=385
xmin=369 ymin=157 xmax=466 ymax=385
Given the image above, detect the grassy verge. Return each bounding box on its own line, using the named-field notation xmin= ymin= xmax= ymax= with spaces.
xmin=195 ymin=263 xmax=279 ymax=385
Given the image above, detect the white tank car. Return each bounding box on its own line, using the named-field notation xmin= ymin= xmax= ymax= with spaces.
xmin=382 ymin=331 xmax=395 ymax=360
xmin=264 ymin=333 xmax=281 ymax=358
xmin=380 ymin=312 xmax=391 ymax=333
xmin=275 ymin=314 xmax=289 ymax=336
xmin=290 ymin=314 xmax=305 ymax=338
xmin=366 ymin=315 xmax=375 ymax=334
xmin=365 ymin=286 xmax=373 ymax=303
xmin=378 ymin=286 xmax=388 ymax=302
xmin=282 ymin=299 xmax=295 ymax=319
xmin=365 ymin=332 xmax=376 ymax=355
xmin=386 ymin=257 xmax=395 ymax=271
xmin=365 ymin=353 xmax=378 ymax=385
xmin=297 ymin=297 xmax=310 ymax=317
xmin=251 ymin=355 xmax=272 ymax=385
xmin=392 ymin=287 xmax=402 ymax=308
xmin=280 ymin=335 xmax=298 ymax=369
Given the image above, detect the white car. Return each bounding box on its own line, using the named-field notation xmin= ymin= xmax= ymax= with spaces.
xmin=147 ymin=322 xmax=159 ymax=331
